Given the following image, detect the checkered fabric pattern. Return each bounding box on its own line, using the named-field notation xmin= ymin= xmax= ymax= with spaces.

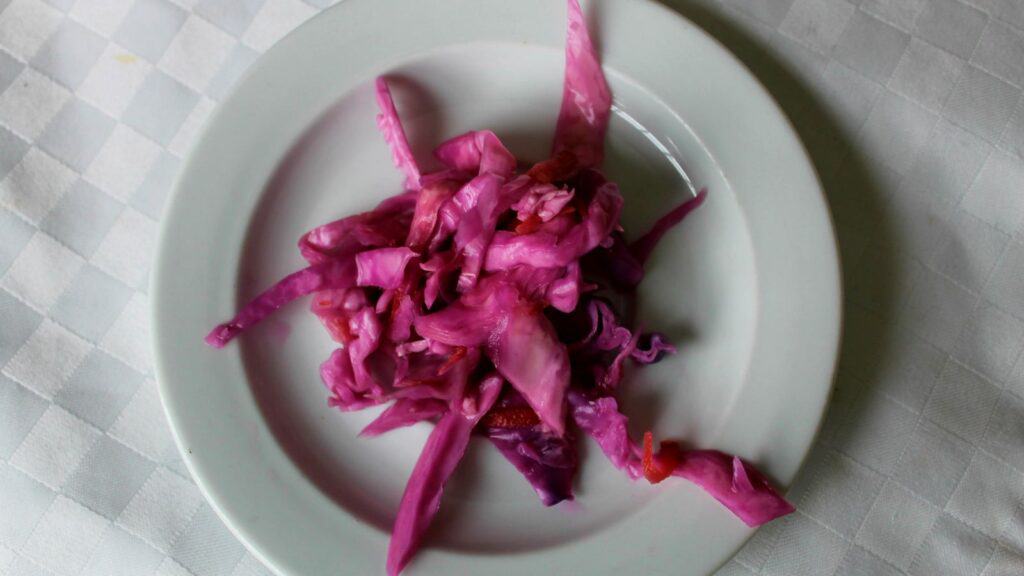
xmin=0 ymin=0 xmax=1022 ymax=575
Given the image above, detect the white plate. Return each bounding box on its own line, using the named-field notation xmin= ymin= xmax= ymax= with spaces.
xmin=152 ymin=1 xmax=840 ymax=574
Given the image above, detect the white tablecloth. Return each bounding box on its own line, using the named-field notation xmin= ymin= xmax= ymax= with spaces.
xmin=1 ymin=0 xmax=1022 ymax=575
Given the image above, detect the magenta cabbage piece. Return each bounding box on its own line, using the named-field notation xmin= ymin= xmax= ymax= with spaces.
xmin=512 ymin=183 xmax=574 ymax=222
xmin=581 ymin=298 xmax=632 ymax=351
xmin=482 ymin=390 xmax=577 ymax=506
xmin=204 ymin=1 xmax=792 ymax=573
xmin=360 ymin=398 xmax=448 ymax=438
xmin=568 ymin=298 xmax=673 ymax=389
xmin=451 ymin=173 xmax=509 ymax=292
xmin=630 ymin=188 xmax=708 ymax=265
xmin=544 ymin=261 xmax=582 ymax=313
xmin=386 ymin=374 xmax=502 ymax=576
xmin=632 ymin=332 xmax=676 ymax=364
xmin=553 ymin=0 xmax=612 ymax=168
xmin=567 ymin=390 xmax=639 ymax=477
xmin=488 ymin=302 xmax=571 ymax=436
xmin=434 ymin=130 xmax=517 ymax=177
xmin=406 ymin=177 xmax=460 ymax=250
xmin=321 ymin=348 xmax=371 ymax=411
xmin=581 ymin=232 xmax=645 ymax=291
xmin=385 ymin=288 xmax=418 ymax=343
xmin=672 ymin=451 xmax=795 ymax=527
xmin=569 ymin=389 xmax=793 ymax=526
xmin=420 ymin=250 xmax=457 ymax=308
xmin=347 ymin=307 xmax=384 ymax=391
xmin=205 ymin=258 xmax=356 ymax=348
xmin=375 ymin=78 xmax=421 ymax=191
xmin=356 ymin=247 xmax=418 ymax=290
xmin=487 ymin=425 xmax=577 ymax=506
xmin=299 ymin=192 xmax=415 ymax=265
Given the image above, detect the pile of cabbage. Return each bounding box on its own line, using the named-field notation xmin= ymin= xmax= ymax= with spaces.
xmin=207 ymin=1 xmax=793 ymax=573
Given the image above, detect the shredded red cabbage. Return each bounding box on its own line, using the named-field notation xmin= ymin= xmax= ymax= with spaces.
xmin=630 ymin=187 xmax=708 ymax=265
xmin=206 ymin=1 xmax=792 ymax=573
xmin=375 ymin=78 xmax=421 ymax=191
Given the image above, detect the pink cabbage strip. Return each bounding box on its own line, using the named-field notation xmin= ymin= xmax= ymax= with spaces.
xmin=386 ymin=375 xmax=502 ymax=576
xmin=632 ymin=332 xmax=676 ymax=364
xmin=673 ymin=451 xmax=795 ymax=527
xmin=359 ymin=398 xmax=448 ymax=437
xmin=552 ymin=0 xmax=612 ymax=168
xmin=490 ymin=306 xmax=570 ymax=436
xmin=299 ymin=191 xmax=416 ymax=265
xmin=630 ymin=188 xmax=708 ymax=265
xmin=406 ymin=176 xmax=462 ymax=250
xmin=567 ymin=390 xmax=639 ymax=477
xmin=487 ymin=426 xmax=577 ymax=506
xmin=205 ymin=258 xmax=356 ymax=348
xmin=355 ymin=247 xmax=418 ymax=290
xmin=568 ymin=390 xmax=793 ymax=526
xmin=451 ymin=173 xmax=509 ymax=292
xmin=434 ymin=130 xmax=517 ymax=178
xmin=375 ymin=78 xmax=421 ymax=191
xmin=321 ymin=348 xmax=378 ymax=412
xmin=512 ymin=183 xmax=574 ymax=222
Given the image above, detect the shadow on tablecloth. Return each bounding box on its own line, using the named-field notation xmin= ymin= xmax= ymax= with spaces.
xmin=656 ymin=2 xmax=959 ymax=569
